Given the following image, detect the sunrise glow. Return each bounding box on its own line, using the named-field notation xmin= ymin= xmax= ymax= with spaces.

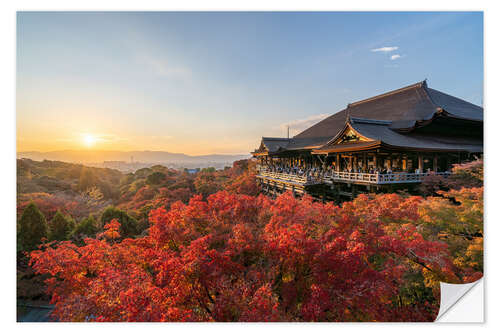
xmin=83 ymin=134 xmax=97 ymax=147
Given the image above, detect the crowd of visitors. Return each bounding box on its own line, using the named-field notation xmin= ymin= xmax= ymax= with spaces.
xmin=259 ymin=163 xmax=445 ymax=181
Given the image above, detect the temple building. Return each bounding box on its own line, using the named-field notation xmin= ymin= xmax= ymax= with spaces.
xmin=252 ymin=81 xmax=483 ymax=200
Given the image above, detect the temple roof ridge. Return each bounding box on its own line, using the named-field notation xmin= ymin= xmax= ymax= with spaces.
xmin=347 ymin=80 xmax=426 ymax=108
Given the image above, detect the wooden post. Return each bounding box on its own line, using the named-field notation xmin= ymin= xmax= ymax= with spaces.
xmin=418 ymin=155 xmax=423 ymax=173
xmin=402 ymin=157 xmax=408 ymax=172
xmin=363 ymin=153 xmax=368 ymax=171
xmin=353 ymin=155 xmax=358 ymax=171
xmin=336 ymin=153 xmax=340 ymax=172
xmin=433 ymin=155 xmax=438 ymax=172
xmin=373 ymin=154 xmax=378 ymax=170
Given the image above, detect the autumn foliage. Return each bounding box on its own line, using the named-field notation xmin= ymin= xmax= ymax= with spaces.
xmin=29 ymin=186 xmax=482 ymax=322
xmin=20 ymin=158 xmax=482 ymax=322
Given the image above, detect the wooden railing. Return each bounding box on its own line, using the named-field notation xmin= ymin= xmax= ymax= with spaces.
xmin=257 ymin=168 xmax=450 ymax=185
xmin=257 ymin=170 xmax=321 ymax=185
xmin=324 ymin=171 xmax=450 ymax=184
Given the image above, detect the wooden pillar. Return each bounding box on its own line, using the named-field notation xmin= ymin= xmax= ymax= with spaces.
xmin=373 ymin=154 xmax=378 ymax=170
xmin=353 ymin=155 xmax=358 ymax=171
xmin=363 ymin=153 xmax=368 ymax=170
xmin=336 ymin=153 xmax=340 ymax=172
xmin=348 ymin=155 xmax=353 ymax=171
xmin=402 ymin=157 xmax=408 ymax=172
xmin=418 ymin=155 xmax=424 ymax=173
xmin=433 ymin=155 xmax=438 ymax=172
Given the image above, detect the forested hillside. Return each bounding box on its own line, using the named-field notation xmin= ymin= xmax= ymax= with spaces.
xmin=17 ymin=158 xmax=257 ymax=233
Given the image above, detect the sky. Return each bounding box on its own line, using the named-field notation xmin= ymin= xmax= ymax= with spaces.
xmin=16 ymin=12 xmax=483 ymax=155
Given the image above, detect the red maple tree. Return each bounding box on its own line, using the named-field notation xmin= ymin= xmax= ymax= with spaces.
xmin=29 ymin=188 xmax=481 ymax=322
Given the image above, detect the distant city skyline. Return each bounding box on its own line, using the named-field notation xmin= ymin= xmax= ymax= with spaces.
xmin=17 ymin=12 xmax=483 ymax=155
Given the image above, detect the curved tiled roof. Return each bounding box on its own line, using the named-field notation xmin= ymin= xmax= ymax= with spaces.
xmin=294 ymin=81 xmax=482 ymax=139
xmin=426 ymin=87 xmax=483 ymax=121
xmin=254 ymin=81 xmax=483 ymax=154
xmin=260 ymin=137 xmax=290 ymax=153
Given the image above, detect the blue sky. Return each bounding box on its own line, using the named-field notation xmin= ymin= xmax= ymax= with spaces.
xmin=17 ymin=12 xmax=483 ymax=154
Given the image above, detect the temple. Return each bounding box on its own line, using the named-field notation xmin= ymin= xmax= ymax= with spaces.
xmin=252 ymin=81 xmax=483 ymax=200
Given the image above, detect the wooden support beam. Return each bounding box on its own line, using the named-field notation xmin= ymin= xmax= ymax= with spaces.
xmin=418 ymin=155 xmax=424 ymax=173
xmin=433 ymin=155 xmax=438 ymax=172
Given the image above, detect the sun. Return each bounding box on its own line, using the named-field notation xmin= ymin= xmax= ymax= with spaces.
xmin=83 ymin=134 xmax=97 ymax=147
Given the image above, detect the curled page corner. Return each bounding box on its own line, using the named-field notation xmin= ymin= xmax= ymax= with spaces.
xmin=435 ymin=278 xmax=483 ymax=322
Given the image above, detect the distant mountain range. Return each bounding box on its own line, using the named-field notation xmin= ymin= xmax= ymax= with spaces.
xmin=17 ymin=150 xmax=251 ymax=165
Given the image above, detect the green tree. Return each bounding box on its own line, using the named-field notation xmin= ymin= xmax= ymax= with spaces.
xmin=49 ymin=210 xmax=73 ymax=241
xmin=101 ymin=206 xmax=140 ymax=238
xmin=18 ymin=202 xmax=48 ymax=251
xmin=71 ymin=215 xmax=99 ymax=238
xmin=201 ymin=167 xmax=216 ymax=173
xmin=146 ymin=171 xmax=166 ymax=185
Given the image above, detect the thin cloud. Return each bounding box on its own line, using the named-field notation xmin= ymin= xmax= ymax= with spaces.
xmin=371 ymin=46 xmax=399 ymax=53
xmin=280 ymin=114 xmax=329 ymax=135
xmin=390 ymin=54 xmax=401 ymax=60
xmin=138 ymin=54 xmax=192 ymax=80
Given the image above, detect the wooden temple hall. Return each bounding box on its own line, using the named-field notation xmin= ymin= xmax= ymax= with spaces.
xmin=252 ymin=81 xmax=483 ymax=200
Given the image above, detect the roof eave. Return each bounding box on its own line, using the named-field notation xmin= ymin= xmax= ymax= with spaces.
xmin=312 ymin=141 xmax=382 ymax=154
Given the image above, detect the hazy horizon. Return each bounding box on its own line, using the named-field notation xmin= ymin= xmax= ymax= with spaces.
xmin=17 ymin=12 xmax=483 ymax=154
xmin=16 ymin=149 xmax=251 ymax=166
xmin=17 ymin=148 xmax=250 ymax=156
